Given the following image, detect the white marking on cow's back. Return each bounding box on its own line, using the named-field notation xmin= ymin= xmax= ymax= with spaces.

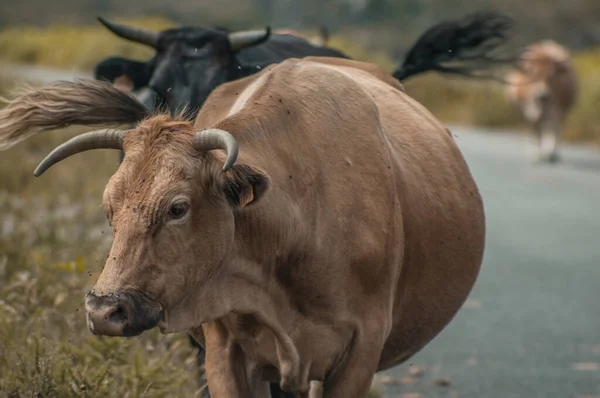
xmin=227 ymin=72 xmax=271 ymax=116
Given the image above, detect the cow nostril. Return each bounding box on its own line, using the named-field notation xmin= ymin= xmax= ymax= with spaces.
xmin=107 ymin=305 xmax=129 ymax=323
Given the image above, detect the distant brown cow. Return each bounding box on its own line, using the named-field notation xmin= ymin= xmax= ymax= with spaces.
xmin=0 ymin=56 xmax=485 ymax=397
xmin=505 ymin=40 xmax=578 ymax=162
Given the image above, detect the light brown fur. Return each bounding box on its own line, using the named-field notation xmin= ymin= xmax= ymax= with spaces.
xmin=0 ymin=57 xmax=485 ymax=397
xmin=505 ymin=40 xmax=578 ymax=162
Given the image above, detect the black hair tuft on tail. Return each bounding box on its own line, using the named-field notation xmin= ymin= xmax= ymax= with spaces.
xmin=393 ymin=11 xmax=517 ymax=82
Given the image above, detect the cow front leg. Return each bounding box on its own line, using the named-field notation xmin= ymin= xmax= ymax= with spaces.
xmin=546 ymin=114 xmax=562 ymax=163
xmin=308 ymin=381 xmax=324 ymax=398
xmin=203 ymin=321 xmax=270 ymax=398
xmin=531 ymin=120 xmax=544 ymax=162
xmin=324 ymin=336 xmax=384 ymax=398
xmin=540 ymin=129 xmax=559 ymax=162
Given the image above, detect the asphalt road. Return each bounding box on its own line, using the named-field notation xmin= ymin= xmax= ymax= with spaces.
xmin=0 ymin=63 xmax=91 ymax=83
xmin=2 ymin=63 xmax=599 ymax=398
xmin=376 ymin=125 xmax=600 ymax=398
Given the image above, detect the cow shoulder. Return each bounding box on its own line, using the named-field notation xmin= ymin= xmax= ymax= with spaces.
xmin=193 ymin=63 xmax=279 ymax=129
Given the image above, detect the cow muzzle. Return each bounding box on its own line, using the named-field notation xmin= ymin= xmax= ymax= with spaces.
xmin=85 ymin=290 xmax=162 ymax=337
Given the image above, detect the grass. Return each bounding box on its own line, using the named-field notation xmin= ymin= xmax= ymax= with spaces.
xmin=0 ymin=17 xmax=173 ymax=71
xmin=0 ymin=95 xmax=204 ymax=396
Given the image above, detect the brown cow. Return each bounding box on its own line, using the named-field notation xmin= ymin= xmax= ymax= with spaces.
xmin=0 ymin=56 xmax=485 ymax=397
xmin=505 ymin=40 xmax=578 ymax=163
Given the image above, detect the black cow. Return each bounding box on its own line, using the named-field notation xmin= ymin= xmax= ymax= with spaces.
xmin=94 ymin=11 xmax=515 ymax=119
xmin=94 ymin=23 xmax=350 ymax=118
xmin=92 ymin=11 xmax=515 ymax=398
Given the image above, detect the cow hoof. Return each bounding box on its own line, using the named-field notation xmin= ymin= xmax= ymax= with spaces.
xmin=547 ymin=152 xmax=560 ymax=163
xmin=535 ymin=152 xmax=560 ymax=164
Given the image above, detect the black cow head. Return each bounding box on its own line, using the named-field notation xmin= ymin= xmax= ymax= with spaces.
xmin=95 ymin=18 xmax=271 ymax=118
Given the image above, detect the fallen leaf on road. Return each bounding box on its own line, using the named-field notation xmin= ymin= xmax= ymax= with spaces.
xmin=463 ymin=299 xmax=482 ymax=309
xmin=398 ymin=394 xmax=423 ymax=398
xmin=408 ymin=366 xmax=425 ymax=377
xmin=571 ymin=362 xmax=600 ymax=371
xmin=378 ymin=376 xmax=403 ymax=385
xmin=399 ymin=376 xmax=417 ymax=385
xmin=433 ymin=378 xmax=452 ymax=387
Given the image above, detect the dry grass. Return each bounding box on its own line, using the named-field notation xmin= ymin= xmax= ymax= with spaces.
xmin=0 ymin=80 xmax=203 ymax=395
xmin=0 ymin=17 xmax=173 ymax=70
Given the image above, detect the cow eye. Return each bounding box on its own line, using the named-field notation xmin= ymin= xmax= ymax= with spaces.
xmin=168 ymin=202 xmax=189 ymax=219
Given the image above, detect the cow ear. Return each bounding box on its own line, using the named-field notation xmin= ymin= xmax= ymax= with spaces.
xmin=113 ymin=75 xmax=134 ymax=92
xmin=94 ymin=57 xmax=151 ymax=91
xmin=220 ymin=164 xmax=270 ymax=208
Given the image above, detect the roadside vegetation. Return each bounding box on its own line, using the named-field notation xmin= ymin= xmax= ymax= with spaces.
xmin=0 ymin=110 xmax=203 ymax=396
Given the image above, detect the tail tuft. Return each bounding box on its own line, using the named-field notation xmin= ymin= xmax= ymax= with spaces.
xmin=393 ymin=11 xmax=517 ymax=82
xmin=0 ymin=79 xmax=148 ymax=151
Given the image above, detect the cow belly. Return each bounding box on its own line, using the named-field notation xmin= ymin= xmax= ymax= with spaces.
xmin=376 ymin=252 xmax=483 ymax=371
xmin=374 ymin=150 xmax=486 ymax=372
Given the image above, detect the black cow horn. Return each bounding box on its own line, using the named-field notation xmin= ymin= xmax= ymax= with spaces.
xmin=34 ymin=129 xmax=125 ymax=177
xmin=97 ymin=17 xmax=159 ymax=48
xmin=192 ymin=129 xmax=239 ymax=171
xmin=228 ymin=27 xmax=271 ymax=52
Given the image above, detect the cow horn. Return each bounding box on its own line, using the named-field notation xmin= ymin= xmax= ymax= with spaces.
xmin=34 ymin=129 xmax=125 ymax=177
xmin=192 ymin=129 xmax=239 ymax=171
xmin=228 ymin=27 xmax=271 ymax=52
xmin=97 ymin=17 xmax=159 ymax=48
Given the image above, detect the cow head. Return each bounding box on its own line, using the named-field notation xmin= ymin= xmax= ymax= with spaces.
xmin=96 ymin=18 xmax=271 ymax=117
xmin=33 ymin=117 xmax=270 ymax=336
xmin=516 ymin=40 xmax=572 ymax=82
